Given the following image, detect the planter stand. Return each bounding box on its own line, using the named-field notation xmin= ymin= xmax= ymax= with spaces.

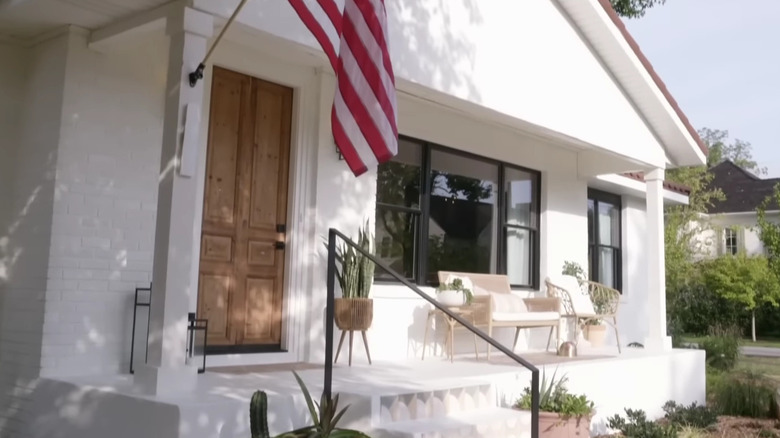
xmin=334 ymin=329 xmax=372 ymax=366
xmin=333 ymin=298 xmax=373 ymax=366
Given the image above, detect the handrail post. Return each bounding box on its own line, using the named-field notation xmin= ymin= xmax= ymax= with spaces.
xmin=531 ymin=369 xmax=539 ymax=438
xmin=324 ymin=229 xmax=337 ymax=399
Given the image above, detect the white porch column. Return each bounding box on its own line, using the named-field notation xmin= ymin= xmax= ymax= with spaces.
xmin=134 ymin=6 xmax=213 ymax=396
xmin=644 ymin=168 xmax=672 ymax=351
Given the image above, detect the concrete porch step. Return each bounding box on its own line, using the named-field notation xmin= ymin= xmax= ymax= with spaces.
xmin=371 ymin=407 xmax=532 ymax=438
xmin=376 ymin=381 xmax=495 ymax=424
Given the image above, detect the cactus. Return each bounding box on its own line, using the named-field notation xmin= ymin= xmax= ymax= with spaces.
xmin=250 ymin=390 xmax=270 ymax=438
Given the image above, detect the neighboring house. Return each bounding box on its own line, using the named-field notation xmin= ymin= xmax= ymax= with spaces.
xmin=0 ymin=0 xmax=707 ymax=437
xmin=694 ymin=160 xmax=780 ymax=259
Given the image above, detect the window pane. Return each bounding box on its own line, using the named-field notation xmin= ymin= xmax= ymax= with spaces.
xmin=598 ymin=247 xmax=617 ymax=289
xmin=427 ymin=150 xmax=498 ymax=282
xmin=597 ymin=201 xmax=620 ymax=246
xmin=376 ymin=139 xmax=421 ymax=208
xmin=506 ymin=227 xmax=532 ymax=286
xmin=374 ymin=207 xmax=418 ymax=280
xmin=587 ymin=199 xmax=594 ymax=245
xmin=505 ymin=167 xmax=537 ymax=228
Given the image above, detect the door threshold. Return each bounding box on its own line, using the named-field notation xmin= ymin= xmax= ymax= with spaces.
xmin=206 ymin=345 xmax=287 ymax=355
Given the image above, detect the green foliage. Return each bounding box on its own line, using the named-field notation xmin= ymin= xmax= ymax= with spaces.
xmin=667 ymin=280 xmax=749 ymax=336
xmin=662 ymin=400 xmax=718 ymax=429
xmin=702 ymin=127 xmax=767 ymax=176
xmin=436 ymin=277 xmax=474 ymax=304
xmin=561 ymin=261 xmax=586 ymax=282
xmin=701 ymin=253 xmax=780 ymax=313
xmin=757 ymin=183 xmax=780 ymax=275
xmin=514 ymin=369 xmax=594 ymax=418
xmin=335 ymin=221 xmax=375 ymax=299
xmin=664 ymin=164 xmax=724 ymax=297
xmin=608 ymin=0 xmax=667 ymax=18
xmin=710 ymin=370 xmax=779 ymax=419
xmin=699 ymin=325 xmax=742 ymax=371
xmin=250 ymin=371 xmax=370 ymax=438
xmin=606 ymin=408 xmax=677 ymax=438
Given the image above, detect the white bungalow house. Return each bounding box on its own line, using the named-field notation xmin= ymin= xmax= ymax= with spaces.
xmin=0 ymin=0 xmax=707 ymax=437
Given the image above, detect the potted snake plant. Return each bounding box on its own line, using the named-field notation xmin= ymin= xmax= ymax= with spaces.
xmin=334 ymin=221 xmax=375 ymax=332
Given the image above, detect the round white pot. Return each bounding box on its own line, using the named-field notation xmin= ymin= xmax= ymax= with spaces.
xmin=436 ymin=290 xmax=465 ymax=307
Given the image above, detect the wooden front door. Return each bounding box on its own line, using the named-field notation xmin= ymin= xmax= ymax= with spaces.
xmin=197 ymin=67 xmax=292 ymax=350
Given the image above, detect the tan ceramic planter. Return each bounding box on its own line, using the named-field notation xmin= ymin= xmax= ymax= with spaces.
xmin=585 ymin=324 xmax=607 ymax=348
xmin=538 ymin=411 xmax=591 ymax=438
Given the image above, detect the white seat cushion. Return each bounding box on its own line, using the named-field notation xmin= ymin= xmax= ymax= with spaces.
xmin=491 ymin=292 xmax=528 ymax=313
xmin=492 ymin=311 xmax=559 ymax=322
xmin=548 ymin=275 xmax=596 ymax=316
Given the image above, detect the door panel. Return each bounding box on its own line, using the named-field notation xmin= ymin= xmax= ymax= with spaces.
xmin=197 ymin=66 xmax=293 ymax=349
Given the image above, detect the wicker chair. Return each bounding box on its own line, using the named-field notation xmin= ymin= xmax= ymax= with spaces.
xmin=544 ymin=275 xmax=622 ymax=353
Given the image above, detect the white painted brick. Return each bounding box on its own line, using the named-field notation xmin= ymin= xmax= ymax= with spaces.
xmin=79 ymin=259 xmax=110 ymax=270
xmin=81 ymin=236 xmax=110 ymax=249
xmin=47 ymin=279 xmax=78 ymax=291
xmin=77 ymin=279 xmax=109 ymax=291
xmin=61 ymin=268 xmax=94 ymax=280
xmin=114 ymin=199 xmax=141 ymax=211
xmin=120 ymin=270 xmax=149 ymax=282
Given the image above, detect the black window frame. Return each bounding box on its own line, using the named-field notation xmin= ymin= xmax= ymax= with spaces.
xmin=587 ymin=188 xmax=622 ymax=292
xmin=374 ymin=135 xmax=542 ymax=290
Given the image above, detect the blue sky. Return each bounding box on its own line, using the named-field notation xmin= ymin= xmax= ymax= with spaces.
xmin=625 ymin=1 xmax=780 ymax=176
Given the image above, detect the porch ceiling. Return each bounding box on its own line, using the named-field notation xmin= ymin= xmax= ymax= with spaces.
xmin=0 ymin=0 xmax=170 ymax=42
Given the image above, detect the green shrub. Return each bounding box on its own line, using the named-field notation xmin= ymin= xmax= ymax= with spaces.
xmin=606 ymin=408 xmax=676 ymax=438
xmin=667 ymin=273 xmax=748 ymax=336
xmin=711 ymin=370 xmax=778 ymax=419
xmin=662 ymin=400 xmax=718 ymax=429
xmin=699 ymin=325 xmax=741 ymax=371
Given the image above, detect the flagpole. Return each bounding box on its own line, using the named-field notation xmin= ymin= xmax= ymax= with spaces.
xmin=188 ymin=0 xmax=250 ymax=87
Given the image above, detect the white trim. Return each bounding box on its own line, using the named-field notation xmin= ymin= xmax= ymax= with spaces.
xmin=593 ymin=173 xmax=689 ymax=205
xmin=190 ymin=38 xmax=321 ymax=366
xmin=555 ymin=0 xmax=706 ymax=167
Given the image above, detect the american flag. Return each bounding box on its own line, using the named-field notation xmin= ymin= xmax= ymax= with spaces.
xmin=289 ymin=0 xmax=398 ymax=176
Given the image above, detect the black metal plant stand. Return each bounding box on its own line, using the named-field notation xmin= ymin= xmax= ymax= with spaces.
xmin=129 ymin=284 xmax=152 ymax=374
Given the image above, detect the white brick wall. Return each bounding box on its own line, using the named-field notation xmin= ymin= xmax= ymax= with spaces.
xmin=41 ymin=31 xmax=167 ymax=377
xmin=0 ymin=29 xmax=167 ymax=437
xmin=0 ymin=33 xmax=68 ymax=438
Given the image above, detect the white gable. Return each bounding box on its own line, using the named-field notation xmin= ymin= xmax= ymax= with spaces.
xmin=195 ymin=0 xmax=669 ymax=167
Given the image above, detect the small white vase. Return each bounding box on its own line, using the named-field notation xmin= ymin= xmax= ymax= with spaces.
xmin=437 ymin=290 xmax=465 ymax=307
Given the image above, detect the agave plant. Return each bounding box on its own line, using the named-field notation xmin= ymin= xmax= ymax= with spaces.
xmin=513 ymin=368 xmax=594 ymax=419
xmin=250 ymin=371 xmax=370 ymax=438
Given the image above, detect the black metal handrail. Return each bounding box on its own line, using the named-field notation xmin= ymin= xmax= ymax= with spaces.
xmin=324 ymin=228 xmax=539 ymax=438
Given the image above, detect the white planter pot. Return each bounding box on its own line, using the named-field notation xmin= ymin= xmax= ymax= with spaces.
xmin=436 ymin=290 xmax=465 ymax=307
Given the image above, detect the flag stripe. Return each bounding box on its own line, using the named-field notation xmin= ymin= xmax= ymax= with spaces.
xmin=289 ymin=0 xmax=398 ymax=175
xmin=289 ymin=0 xmax=340 ymax=68
xmin=339 ymin=42 xmax=396 ymax=154
xmin=341 ymin=4 xmax=397 ymax=137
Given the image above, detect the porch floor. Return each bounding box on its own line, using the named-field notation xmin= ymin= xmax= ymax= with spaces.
xmin=34 ymin=347 xmax=706 ymax=438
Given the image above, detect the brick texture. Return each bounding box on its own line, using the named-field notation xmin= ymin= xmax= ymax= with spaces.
xmin=0 ymin=30 xmax=167 ymax=437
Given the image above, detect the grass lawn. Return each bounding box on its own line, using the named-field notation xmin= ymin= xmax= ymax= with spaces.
xmin=683 ymin=335 xmax=780 ymax=349
xmin=737 ymin=356 xmax=780 ymax=384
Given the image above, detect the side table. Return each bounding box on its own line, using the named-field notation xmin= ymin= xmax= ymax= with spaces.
xmin=422 ymin=306 xmax=480 ymax=362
